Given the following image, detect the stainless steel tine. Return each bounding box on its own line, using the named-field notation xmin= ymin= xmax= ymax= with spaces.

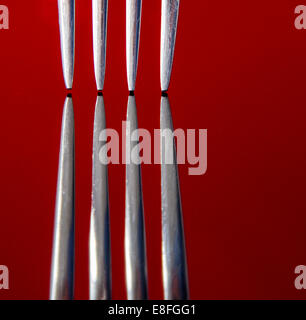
xmin=160 ymin=95 xmax=189 ymax=300
xmin=50 ymin=95 xmax=75 ymax=300
xmin=160 ymin=0 xmax=180 ymax=91
xmin=89 ymin=94 xmax=112 ymax=300
xmin=58 ymin=0 xmax=75 ymax=89
xmin=125 ymin=95 xmax=148 ymax=299
xmin=126 ymin=0 xmax=142 ymax=92
xmin=92 ymin=0 xmax=108 ymax=91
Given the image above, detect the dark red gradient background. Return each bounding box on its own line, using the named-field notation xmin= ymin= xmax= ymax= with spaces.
xmin=0 ymin=1 xmax=306 ymax=299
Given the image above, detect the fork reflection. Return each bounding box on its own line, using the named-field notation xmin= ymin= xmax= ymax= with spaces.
xmin=50 ymin=95 xmax=75 ymax=300
xmin=125 ymin=94 xmax=148 ymax=300
xmin=89 ymin=94 xmax=112 ymax=300
xmin=160 ymin=94 xmax=189 ymax=300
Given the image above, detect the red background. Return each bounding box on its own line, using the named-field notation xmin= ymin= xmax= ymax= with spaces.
xmin=1 ymin=0 xmax=306 ymax=299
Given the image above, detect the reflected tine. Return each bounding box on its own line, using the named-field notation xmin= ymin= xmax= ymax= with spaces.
xmin=160 ymin=95 xmax=189 ymax=300
xmin=89 ymin=94 xmax=111 ymax=300
xmin=125 ymin=95 xmax=148 ymax=299
xmin=126 ymin=0 xmax=142 ymax=91
xmin=50 ymin=96 xmax=75 ymax=300
xmin=92 ymin=0 xmax=108 ymax=91
xmin=160 ymin=0 xmax=180 ymax=91
xmin=58 ymin=0 xmax=75 ymax=89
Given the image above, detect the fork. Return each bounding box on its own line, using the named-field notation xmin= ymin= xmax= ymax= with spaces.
xmin=58 ymin=0 xmax=180 ymax=91
xmin=52 ymin=0 xmax=187 ymax=300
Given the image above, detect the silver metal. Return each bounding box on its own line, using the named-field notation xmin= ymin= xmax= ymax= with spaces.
xmin=50 ymin=96 xmax=75 ymax=300
xmin=125 ymin=95 xmax=148 ymax=299
xmin=92 ymin=0 xmax=108 ymax=91
xmin=160 ymin=95 xmax=189 ymax=300
xmin=58 ymin=0 xmax=75 ymax=89
xmin=89 ymin=95 xmax=112 ymax=300
xmin=160 ymin=0 xmax=180 ymax=91
xmin=126 ymin=0 xmax=142 ymax=91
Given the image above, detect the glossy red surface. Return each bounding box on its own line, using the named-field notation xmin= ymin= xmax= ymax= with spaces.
xmin=1 ymin=1 xmax=306 ymax=299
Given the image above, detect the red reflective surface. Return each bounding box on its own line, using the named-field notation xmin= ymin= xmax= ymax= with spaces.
xmin=1 ymin=1 xmax=306 ymax=299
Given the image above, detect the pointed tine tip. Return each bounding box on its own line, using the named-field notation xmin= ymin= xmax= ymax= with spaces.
xmin=95 ymin=71 xmax=105 ymax=91
xmin=96 ymin=83 xmax=104 ymax=92
xmin=128 ymin=84 xmax=136 ymax=92
xmin=94 ymin=69 xmax=105 ymax=93
xmin=64 ymin=78 xmax=73 ymax=91
xmin=63 ymin=62 xmax=74 ymax=90
xmin=161 ymin=82 xmax=169 ymax=93
xmin=62 ymin=46 xmax=74 ymax=90
xmin=63 ymin=66 xmax=74 ymax=90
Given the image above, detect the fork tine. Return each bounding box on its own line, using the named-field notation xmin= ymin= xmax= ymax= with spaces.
xmin=160 ymin=0 xmax=180 ymax=91
xmin=125 ymin=95 xmax=148 ymax=299
xmin=92 ymin=0 xmax=108 ymax=91
xmin=50 ymin=95 xmax=75 ymax=300
xmin=89 ymin=94 xmax=112 ymax=300
xmin=126 ymin=0 xmax=142 ymax=92
xmin=160 ymin=95 xmax=189 ymax=300
xmin=58 ymin=0 xmax=75 ymax=89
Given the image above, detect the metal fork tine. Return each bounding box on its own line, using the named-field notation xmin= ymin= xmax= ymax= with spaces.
xmin=92 ymin=0 xmax=108 ymax=91
xmin=89 ymin=94 xmax=111 ymax=300
xmin=125 ymin=95 xmax=148 ymax=299
xmin=58 ymin=0 xmax=75 ymax=89
xmin=126 ymin=0 xmax=142 ymax=92
xmin=160 ymin=95 xmax=189 ymax=300
xmin=160 ymin=0 xmax=180 ymax=91
xmin=50 ymin=95 xmax=75 ymax=300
